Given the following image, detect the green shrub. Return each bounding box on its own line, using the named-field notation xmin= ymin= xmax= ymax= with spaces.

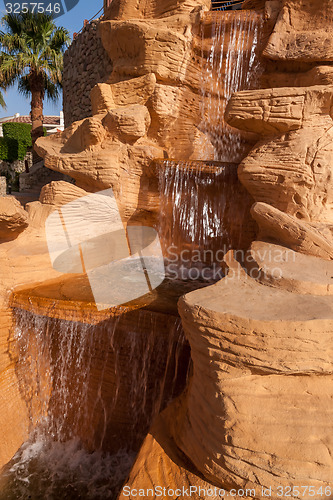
xmin=0 ymin=137 xmax=9 ymax=161
xmin=2 ymin=122 xmax=32 ymax=162
xmin=0 ymin=122 xmax=48 ymax=162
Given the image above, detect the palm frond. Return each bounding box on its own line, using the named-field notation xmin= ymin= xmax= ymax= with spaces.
xmin=17 ymin=74 xmax=30 ymax=98
xmin=0 ymin=32 xmax=28 ymax=53
xmin=0 ymin=52 xmax=26 ymax=85
xmin=49 ymin=27 xmax=71 ymax=52
xmin=44 ymin=75 xmax=61 ymax=102
xmin=2 ymin=13 xmax=25 ymax=36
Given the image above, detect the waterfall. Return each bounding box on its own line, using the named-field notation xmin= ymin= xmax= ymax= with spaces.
xmin=158 ymin=159 xmax=255 ymax=278
xmin=0 ymin=308 xmax=189 ymax=499
xmin=156 ymin=11 xmax=262 ymax=276
xmin=199 ymin=10 xmax=263 ymax=161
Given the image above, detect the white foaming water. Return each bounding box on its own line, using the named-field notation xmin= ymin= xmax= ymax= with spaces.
xmin=1 ymin=308 xmax=189 ymax=498
xmin=0 ymin=434 xmax=135 ymax=500
xmin=199 ymin=10 xmax=263 ymax=161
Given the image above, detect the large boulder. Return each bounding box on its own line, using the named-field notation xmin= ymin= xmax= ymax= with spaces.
xmin=0 ymin=197 xmax=29 ymax=241
xmin=264 ymin=0 xmax=333 ymax=61
xmin=39 ymin=181 xmax=87 ymax=208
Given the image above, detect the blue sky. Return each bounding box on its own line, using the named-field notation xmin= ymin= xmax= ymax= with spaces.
xmin=0 ymin=0 xmax=103 ymax=118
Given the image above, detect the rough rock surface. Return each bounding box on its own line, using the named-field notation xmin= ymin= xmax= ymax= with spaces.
xmin=3 ymin=0 xmax=333 ymax=496
xmin=246 ymin=241 xmax=333 ymax=295
xmin=37 ymin=0 xmax=264 ymax=196
xmin=90 ymin=74 xmax=157 ymax=115
xmin=126 ymin=0 xmax=333 ymax=497
xmin=0 ymin=201 xmax=63 ymax=468
xmin=264 ymin=0 xmax=333 ymax=61
xmin=119 ymin=400 xmax=251 ymax=500
xmin=39 ymin=181 xmax=87 ymax=208
xmin=226 ymin=85 xmax=333 ymax=226
xmin=0 ymin=197 xmax=29 ymax=241
xmin=37 ymin=0 xmax=213 ymax=202
xmin=226 ymin=86 xmax=333 ymax=259
xmin=104 ymin=0 xmax=211 ymax=21
xmin=251 ymin=203 xmax=333 ymax=260
xmin=99 ymin=16 xmax=202 ymax=88
xmin=104 ymin=104 xmax=151 ymax=142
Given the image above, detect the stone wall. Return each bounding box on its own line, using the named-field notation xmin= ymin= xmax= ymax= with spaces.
xmin=0 ymin=152 xmax=33 ymax=178
xmin=62 ymin=18 xmax=113 ymax=127
xmin=0 ymin=152 xmax=33 ymax=191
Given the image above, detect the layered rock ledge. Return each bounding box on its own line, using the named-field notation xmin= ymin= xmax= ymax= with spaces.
xmin=172 ymin=259 xmax=333 ymax=497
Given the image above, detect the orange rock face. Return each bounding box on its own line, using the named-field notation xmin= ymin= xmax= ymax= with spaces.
xmin=227 ymin=87 xmax=333 ymax=224
xmin=264 ymin=0 xmax=333 ymax=62
xmin=34 ymin=0 xmax=265 ymax=202
xmin=225 ymin=86 xmax=333 ymax=259
xmin=0 ymin=203 xmax=63 ymax=468
xmin=176 ymin=259 xmax=333 ymax=495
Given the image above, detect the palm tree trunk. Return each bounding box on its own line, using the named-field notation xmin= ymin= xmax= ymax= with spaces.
xmin=31 ymin=89 xmax=44 ymax=142
xmin=30 ymin=73 xmax=44 ymax=163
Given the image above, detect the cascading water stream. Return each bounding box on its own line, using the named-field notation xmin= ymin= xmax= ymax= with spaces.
xmin=199 ymin=10 xmax=263 ymax=161
xmin=158 ymin=159 xmax=256 ymax=279
xmin=156 ymin=10 xmax=263 ymax=278
xmin=0 ymin=308 xmax=190 ymax=499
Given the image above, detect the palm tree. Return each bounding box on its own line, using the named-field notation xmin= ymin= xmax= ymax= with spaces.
xmin=0 ymin=12 xmax=70 ymax=143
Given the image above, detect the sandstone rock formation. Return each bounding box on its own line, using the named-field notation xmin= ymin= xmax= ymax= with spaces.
xmin=176 ymin=255 xmax=333 ymax=494
xmin=39 ymin=181 xmax=88 ymax=208
xmin=264 ymin=0 xmax=333 ymax=61
xmin=0 ymin=0 xmax=258 ymax=482
xmin=225 ymin=85 xmax=333 ymax=259
xmin=118 ymin=400 xmax=226 ymax=500
xmin=246 ymin=241 xmax=333 ymax=295
xmin=2 ymin=0 xmax=333 ymax=497
xmin=226 ymin=86 xmax=333 ymax=222
xmin=0 ymin=0 xmax=221 ymax=473
xmin=0 ymin=199 xmax=63 ymax=468
xmin=36 ymin=0 xmax=265 ymax=201
xmin=35 ymin=0 xmax=212 ymax=210
xmin=250 ymin=203 xmax=333 ymax=260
